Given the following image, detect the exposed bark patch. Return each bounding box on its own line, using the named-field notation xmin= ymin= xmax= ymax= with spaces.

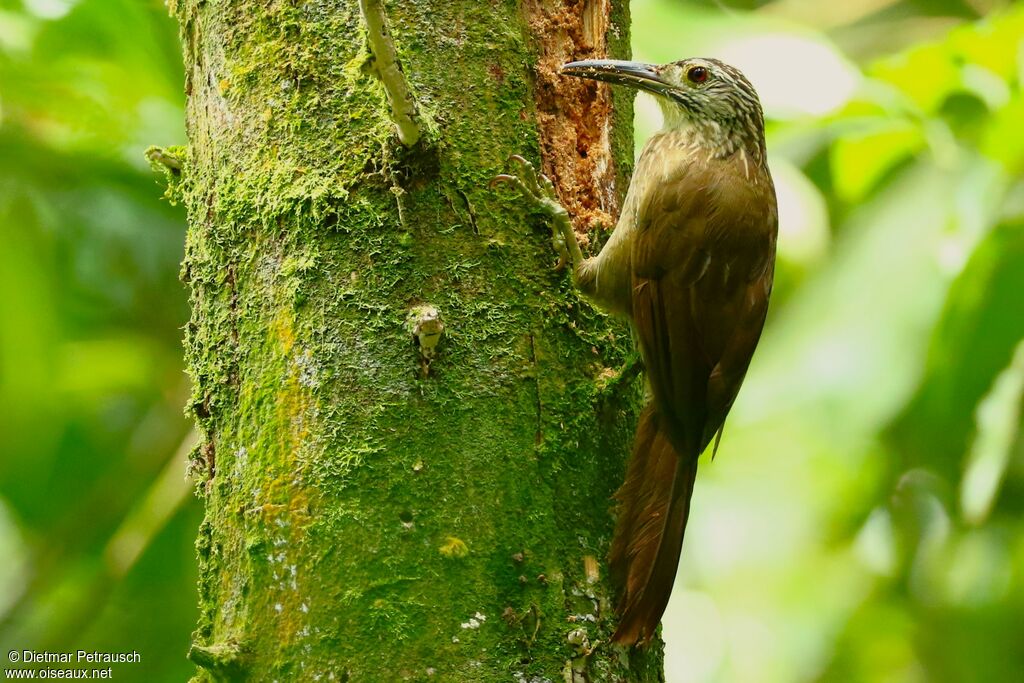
xmin=203 ymin=440 xmax=216 ymax=483
xmin=523 ymin=0 xmax=619 ymax=239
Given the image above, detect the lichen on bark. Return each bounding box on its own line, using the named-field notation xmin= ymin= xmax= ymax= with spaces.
xmin=172 ymin=0 xmax=663 ymax=680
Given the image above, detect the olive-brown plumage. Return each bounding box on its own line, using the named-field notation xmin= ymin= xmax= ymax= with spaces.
xmin=495 ymin=57 xmax=777 ymax=647
xmin=562 ymin=58 xmax=778 ymax=646
xmin=608 ymin=130 xmax=775 ymax=645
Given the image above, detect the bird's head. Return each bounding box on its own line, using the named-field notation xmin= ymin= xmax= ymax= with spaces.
xmin=561 ymin=58 xmax=766 ymax=161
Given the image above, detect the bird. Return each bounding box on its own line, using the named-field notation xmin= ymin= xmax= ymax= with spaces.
xmin=495 ymin=57 xmax=777 ymax=646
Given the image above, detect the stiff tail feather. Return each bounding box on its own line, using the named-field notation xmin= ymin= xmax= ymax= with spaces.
xmin=609 ymin=405 xmax=699 ymax=646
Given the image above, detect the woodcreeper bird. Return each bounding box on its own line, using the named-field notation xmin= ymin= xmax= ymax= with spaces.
xmin=495 ymin=58 xmax=777 ymax=646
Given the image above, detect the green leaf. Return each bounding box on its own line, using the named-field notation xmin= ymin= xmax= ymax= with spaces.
xmin=981 ymin=95 xmax=1024 ymax=174
xmin=960 ymin=339 xmax=1024 ymax=524
xmin=887 ymin=219 xmax=1024 ymax=482
xmin=831 ymin=120 xmax=925 ymax=203
xmin=872 ymin=43 xmax=962 ymax=114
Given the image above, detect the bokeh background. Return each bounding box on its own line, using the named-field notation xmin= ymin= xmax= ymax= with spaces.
xmin=1 ymin=0 xmax=1022 ymax=681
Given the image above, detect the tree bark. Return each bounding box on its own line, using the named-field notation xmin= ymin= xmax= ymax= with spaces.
xmin=171 ymin=0 xmax=663 ymax=679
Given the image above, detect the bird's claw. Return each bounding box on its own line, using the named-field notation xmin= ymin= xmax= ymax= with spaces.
xmin=488 ymin=174 xmax=517 ymax=190
xmin=492 ymin=155 xmax=572 ymax=270
xmin=493 ymin=155 xmax=560 ymax=205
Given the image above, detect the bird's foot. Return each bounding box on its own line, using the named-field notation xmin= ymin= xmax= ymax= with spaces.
xmin=492 ymin=155 xmax=581 ymax=271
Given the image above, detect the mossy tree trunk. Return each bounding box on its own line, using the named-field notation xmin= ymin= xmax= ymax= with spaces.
xmin=170 ymin=0 xmax=663 ymax=679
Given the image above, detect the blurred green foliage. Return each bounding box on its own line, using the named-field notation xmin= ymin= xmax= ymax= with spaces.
xmin=0 ymin=0 xmax=197 ymax=681
xmin=633 ymin=1 xmax=1024 ymax=681
xmin=1 ymin=0 xmax=1022 ymax=681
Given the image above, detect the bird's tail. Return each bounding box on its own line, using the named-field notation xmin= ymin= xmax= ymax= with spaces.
xmin=609 ymin=404 xmax=699 ymax=646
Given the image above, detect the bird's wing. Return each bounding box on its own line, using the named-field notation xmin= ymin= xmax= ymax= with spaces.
xmin=702 ymin=251 xmax=774 ymax=446
xmin=630 ymin=155 xmax=777 ymax=456
xmin=611 ymin=153 xmax=776 ymax=645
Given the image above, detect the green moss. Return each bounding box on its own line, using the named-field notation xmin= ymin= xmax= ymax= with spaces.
xmin=178 ymin=0 xmax=660 ymax=679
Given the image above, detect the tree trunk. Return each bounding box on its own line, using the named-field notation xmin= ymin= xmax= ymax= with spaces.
xmin=171 ymin=0 xmax=663 ymax=679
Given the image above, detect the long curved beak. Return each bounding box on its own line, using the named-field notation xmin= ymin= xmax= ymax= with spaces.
xmin=560 ymin=60 xmax=673 ymax=97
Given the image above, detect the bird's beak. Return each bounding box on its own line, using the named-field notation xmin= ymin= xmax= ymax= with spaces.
xmin=560 ymin=60 xmax=673 ymax=97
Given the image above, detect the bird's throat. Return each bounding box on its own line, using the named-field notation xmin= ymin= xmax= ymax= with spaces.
xmin=656 ymin=98 xmax=763 ymax=165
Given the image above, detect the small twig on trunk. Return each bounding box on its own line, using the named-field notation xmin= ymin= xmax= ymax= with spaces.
xmin=359 ymin=0 xmax=422 ymax=146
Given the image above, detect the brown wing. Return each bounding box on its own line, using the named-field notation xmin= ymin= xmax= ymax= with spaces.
xmin=610 ymin=152 xmax=776 ymax=645
xmin=631 ymin=154 xmax=777 ymax=458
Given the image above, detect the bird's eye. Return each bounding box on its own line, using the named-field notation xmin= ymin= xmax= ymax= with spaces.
xmin=687 ymin=66 xmax=708 ymax=84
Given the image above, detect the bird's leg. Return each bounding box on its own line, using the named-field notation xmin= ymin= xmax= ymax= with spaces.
xmin=492 ymin=155 xmax=584 ymax=272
